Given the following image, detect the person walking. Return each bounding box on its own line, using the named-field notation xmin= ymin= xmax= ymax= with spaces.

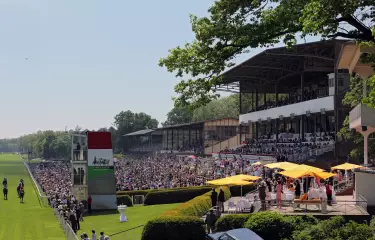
xmin=276 ymin=180 xmax=283 ymax=209
xmin=210 ymin=189 xmax=217 ymax=208
xmin=258 ymin=181 xmax=267 ymax=211
xmin=88 ymin=195 xmax=92 ymax=214
xmin=218 ymin=188 xmax=225 ymax=213
xmin=326 ymin=181 xmax=333 ymax=206
xmin=205 ymin=209 xmax=217 ymax=233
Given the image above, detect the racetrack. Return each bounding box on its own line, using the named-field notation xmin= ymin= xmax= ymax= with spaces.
xmin=0 ymin=154 xmax=65 ymax=240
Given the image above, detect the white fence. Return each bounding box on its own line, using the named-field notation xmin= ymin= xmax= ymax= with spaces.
xmin=23 ymin=161 xmax=49 ymax=207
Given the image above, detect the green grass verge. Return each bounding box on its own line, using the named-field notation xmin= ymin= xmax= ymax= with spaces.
xmin=77 ymin=203 xmax=181 ymax=240
xmin=0 ymin=153 xmax=65 ymax=239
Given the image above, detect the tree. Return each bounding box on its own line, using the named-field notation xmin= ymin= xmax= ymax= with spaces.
xmin=162 ymin=107 xmax=193 ymax=127
xmin=192 ymin=94 xmax=240 ymax=121
xmin=112 ymin=110 xmax=159 ymax=152
xmin=160 ymin=0 xmax=375 ymax=109
xmin=338 ymin=75 xmax=375 ymax=162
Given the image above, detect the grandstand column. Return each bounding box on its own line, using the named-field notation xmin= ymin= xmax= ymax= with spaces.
xmin=255 ymin=90 xmax=259 ymax=139
xmin=71 ymin=134 xmax=89 ymax=203
xmin=300 ymin=72 xmax=305 ymax=140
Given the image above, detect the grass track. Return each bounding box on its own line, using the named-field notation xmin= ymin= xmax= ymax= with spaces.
xmin=78 ymin=203 xmax=181 ymax=240
xmin=0 ymin=154 xmax=65 ymax=240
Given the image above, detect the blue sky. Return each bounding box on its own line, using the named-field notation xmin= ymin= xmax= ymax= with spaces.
xmin=0 ymin=0 xmax=319 ymax=138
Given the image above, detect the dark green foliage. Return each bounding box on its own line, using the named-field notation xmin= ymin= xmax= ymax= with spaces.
xmin=230 ymin=184 xmax=256 ymax=197
xmin=144 ymin=188 xmax=212 ymax=205
xmin=244 ymin=212 xmax=312 ymax=240
xmin=116 ymin=195 xmax=133 ymax=207
xmin=292 ymin=216 xmax=374 ymax=240
xmin=141 ymin=216 xmax=206 ymax=240
xmin=117 ymin=186 xmax=212 ymax=198
xmin=215 ymin=214 xmax=250 ymax=232
xmin=162 ymin=187 xmax=231 ymax=217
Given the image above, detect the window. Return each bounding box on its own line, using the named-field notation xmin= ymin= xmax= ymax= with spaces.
xmin=219 ymin=234 xmax=233 ymax=240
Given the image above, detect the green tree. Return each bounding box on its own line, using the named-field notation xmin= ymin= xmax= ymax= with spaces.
xmin=160 ymin=0 xmax=375 ymax=109
xmin=113 ymin=110 xmax=159 ymax=152
xmin=192 ymin=94 xmax=239 ymax=121
xmin=162 ymin=107 xmax=193 ymax=127
xmin=338 ymin=75 xmax=375 ymax=162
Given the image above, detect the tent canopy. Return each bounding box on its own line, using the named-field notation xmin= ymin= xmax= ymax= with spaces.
xmin=279 ymin=169 xmax=334 ymax=179
xmin=291 ymin=164 xmax=324 ymax=172
xmin=331 ymin=163 xmax=364 ymax=170
xmin=206 ymin=174 xmax=259 ymax=186
xmin=264 ymin=162 xmax=299 ymax=170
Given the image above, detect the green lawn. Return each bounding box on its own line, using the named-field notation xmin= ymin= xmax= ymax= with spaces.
xmin=78 ymin=203 xmax=180 ymax=239
xmin=0 ymin=154 xmax=65 ymax=240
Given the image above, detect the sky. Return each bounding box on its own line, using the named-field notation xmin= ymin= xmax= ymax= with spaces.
xmin=0 ymin=0 xmax=319 ymax=139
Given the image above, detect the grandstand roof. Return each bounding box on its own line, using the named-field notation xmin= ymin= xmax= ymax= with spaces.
xmin=124 ymin=129 xmax=155 ymax=136
xmin=215 ymin=40 xmax=347 ymax=93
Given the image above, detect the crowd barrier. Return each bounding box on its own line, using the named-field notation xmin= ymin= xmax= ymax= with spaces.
xmin=53 ymin=208 xmax=80 ymax=240
xmin=23 ymin=161 xmax=50 ymax=207
xmin=24 ymin=161 xmax=80 ymax=240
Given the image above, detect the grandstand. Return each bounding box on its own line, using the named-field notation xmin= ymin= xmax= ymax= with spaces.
xmin=124 ymin=118 xmax=242 ymax=155
xmin=126 ymin=40 xmax=375 ymax=165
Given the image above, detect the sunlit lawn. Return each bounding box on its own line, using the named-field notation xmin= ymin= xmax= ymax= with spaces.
xmin=78 ymin=203 xmax=180 ymax=240
xmin=0 ymin=154 xmax=65 ymax=240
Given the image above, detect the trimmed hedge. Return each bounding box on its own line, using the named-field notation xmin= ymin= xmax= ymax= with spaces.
xmin=117 ymin=186 xmax=212 ymax=197
xmin=162 ymin=186 xmax=231 ymax=217
xmin=244 ymin=212 xmax=318 ymax=240
xmin=141 ymin=216 xmax=206 ymax=240
xmin=117 ymin=195 xmax=133 ymax=207
xmin=215 ymin=214 xmax=250 ymax=232
xmin=144 ymin=187 xmax=212 ymax=205
xmin=230 ymin=184 xmax=257 ymax=197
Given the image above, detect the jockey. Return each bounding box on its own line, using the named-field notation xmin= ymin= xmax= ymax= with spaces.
xmin=2 ymin=177 xmax=7 ymax=188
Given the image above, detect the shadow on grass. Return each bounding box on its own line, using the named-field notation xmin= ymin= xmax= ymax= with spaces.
xmin=86 ymin=210 xmax=118 ymax=216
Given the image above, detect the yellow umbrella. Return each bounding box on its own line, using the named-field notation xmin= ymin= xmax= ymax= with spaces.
xmin=252 ymin=161 xmax=262 ymax=166
xmin=206 ymin=178 xmax=253 ymax=186
xmin=206 ymin=174 xmax=256 ymax=196
xmin=264 ymin=161 xmax=299 ymax=170
xmin=279 ymin=169 xmax=334 ymax=180
xmin=331 ymin=163 xmax=364 ymax=170
xmin=291 ymin=164 xmax=324 ymax=172
xmin=230 ymin=174 xmax=260 ymax=181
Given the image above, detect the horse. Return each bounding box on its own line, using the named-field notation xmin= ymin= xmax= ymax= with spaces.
xmin=19 ymin=188 xmax=24 ymax=203
xmin=3 ymin=187 xmax=8 ymax=200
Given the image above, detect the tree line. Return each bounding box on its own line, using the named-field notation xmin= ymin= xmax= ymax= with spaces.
xmin=0 ymin=96 xmax=240 ymax=159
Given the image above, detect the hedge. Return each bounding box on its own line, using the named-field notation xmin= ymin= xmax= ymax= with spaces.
xmin=144 ymin=187 xmax=212 ymax=205
xmin=117 ymin=186 xmax=212 ymax=197
xmin=141 ymin=216 xmax=206 ymax=240
xmin=244 ymin=212 xmax=318 ymax=240
xmin=215 ymin=214 xmax=250 ymax=232
xmin=162 ymin=186 xmax=231 ymax=217
xmin=230 ymin=184 xmax=257 ymax=197
xmin=117 ymin=195 xmax=133 ymax=207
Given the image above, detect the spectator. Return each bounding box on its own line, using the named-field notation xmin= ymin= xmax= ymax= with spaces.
xmin=99 ymin=232 xmax=105 ymax=240
xmin=210 ymin=189 xmax=217 ymax=207
xmin=88 ymin=195 xmax=92 ymax=214
xmin=92 ymin=230 xmax=97 ymax=240
xmin=205 ymin=209 xmax=217 ymax=233
xmin=218 ymin=188 xmax=225 ymax=212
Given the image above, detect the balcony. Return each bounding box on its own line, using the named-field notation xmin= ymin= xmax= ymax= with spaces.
xmin=349 ymin=104 xmax=375 ymax=130
xmin=240 ymin=96 xmax=334 ymax=123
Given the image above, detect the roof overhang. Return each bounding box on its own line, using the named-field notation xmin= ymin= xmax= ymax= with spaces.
xmin=215 ymin=40 xmax=346 ymax=93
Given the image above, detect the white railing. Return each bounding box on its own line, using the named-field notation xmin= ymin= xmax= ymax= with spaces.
xmin=53 ymin=208 xmax=80 ymax=240
xmin=23 ymin=161 xmax=49 ymax=207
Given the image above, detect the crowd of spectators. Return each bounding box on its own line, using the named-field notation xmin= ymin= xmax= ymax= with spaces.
xmin=248 ymin=88 xmax=328 ymax=113
xmin=115 ymin=153 xmax=264 ymax=191
xmin=29 ymin=162 xmax=111 ymax=240
xmin=220 ymin=132 xmax=335 ymax=162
